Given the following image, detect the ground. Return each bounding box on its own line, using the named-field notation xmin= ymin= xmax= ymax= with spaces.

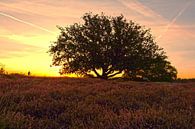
xmin=0 ymin=75 xmax=194 ymax=129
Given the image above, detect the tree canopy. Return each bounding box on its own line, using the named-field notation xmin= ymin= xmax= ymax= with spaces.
xmin=49 ymin=13 xmax=177 ymax=81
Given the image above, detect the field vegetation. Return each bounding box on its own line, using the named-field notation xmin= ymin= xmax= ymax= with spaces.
xmin=0 ymin=75 xmax=194 ymax=129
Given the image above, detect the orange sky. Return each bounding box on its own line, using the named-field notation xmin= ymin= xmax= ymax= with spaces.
xmin=0 ymin=0 xmax=195 ymax=78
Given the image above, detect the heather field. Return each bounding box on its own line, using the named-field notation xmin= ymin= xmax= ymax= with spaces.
xmin=0 ymin=75 xmax=194 ymax=129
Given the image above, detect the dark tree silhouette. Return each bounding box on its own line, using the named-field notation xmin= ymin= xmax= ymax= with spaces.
xmin=49 ymin=13 xmax=177 ymax=80
xmin=28 ymin=71 xmax=31 ymax=76
xmin=123 ymin=60 xmax=177 ymax=81
xmin=0 ymin=63 xmax=5 ymax=74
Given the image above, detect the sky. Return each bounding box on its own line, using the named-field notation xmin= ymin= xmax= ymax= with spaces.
xmin=0 ymin=0 xmax=195 ymax=78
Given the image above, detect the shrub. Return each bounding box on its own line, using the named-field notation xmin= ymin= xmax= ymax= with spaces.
xmin=0 ymin=77 xmax=194 ymax=128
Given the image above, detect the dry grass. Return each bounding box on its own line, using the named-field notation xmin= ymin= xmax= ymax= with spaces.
xmin=0 ymin=76 xmax=194 ymax=129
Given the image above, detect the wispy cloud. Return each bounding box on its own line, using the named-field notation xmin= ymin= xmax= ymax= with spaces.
xmin=0 ymin=12 xmax=56 ymax=35
xmin=0 ymin=0 xmax=195 ymax=78
xmin=116 ymin=0 xmax=164 ymax=20
xmin=157 ymin=0 xmax=191 ymax=40
xmin=0 ymin=38 xmax=41 ymax=58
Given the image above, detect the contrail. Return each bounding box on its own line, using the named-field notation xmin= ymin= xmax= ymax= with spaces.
xmin=157 ymin=1 xmax=191 ymax=40
xmin=0 ymin=12 xmax=56 ymax=35
xmin=116 ymin=0 xmax=163 ymax=19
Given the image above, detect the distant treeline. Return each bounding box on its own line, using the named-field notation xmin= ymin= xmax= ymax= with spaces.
xmin=176 ymin=78 xmax=195 ymax=83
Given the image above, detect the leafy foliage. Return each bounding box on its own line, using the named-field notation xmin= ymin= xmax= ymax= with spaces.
xmin=49 ymin=13 xmax=177 ymax=80
xmin=123 ymin=60 xmax=177 ymax=82
xmin=0 ymin=76 xmax=194 ymax=129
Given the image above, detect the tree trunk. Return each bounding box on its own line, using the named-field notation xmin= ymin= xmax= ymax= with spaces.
xmin=93 ymin=68 xmax=122 ymax=79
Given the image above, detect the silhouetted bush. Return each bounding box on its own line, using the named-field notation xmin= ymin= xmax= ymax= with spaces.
xmin=0 ymin=64 xmax=5 ymax=75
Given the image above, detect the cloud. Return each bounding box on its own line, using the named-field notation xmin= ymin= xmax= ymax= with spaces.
xmin=0 ymin=38 xmax=41 ymax=58
xmin=0 ymin=0 xmax=195 ymax=77
xmin=157 ymin=1 xmax=191 ymax=40
xmin=116 ymin=0 xmax=163 ymax=19
xmin=0 ymin=12 xmax=56 ymax=35
xmin=0 ymin=33 xmax=56 ymax=48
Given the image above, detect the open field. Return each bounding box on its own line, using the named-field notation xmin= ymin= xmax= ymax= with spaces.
xmin=0 ymin=75 xmax=194 ymax=129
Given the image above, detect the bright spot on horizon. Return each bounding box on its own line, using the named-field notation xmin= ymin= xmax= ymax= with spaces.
xmin=0 ymin=0 xmax=195 ymax=78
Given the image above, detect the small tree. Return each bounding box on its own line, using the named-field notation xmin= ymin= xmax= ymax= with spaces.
xmin=49 ymin=13 xmax=177 ymax=80
xmin=0 ymin=63 xmax=5 ymax=74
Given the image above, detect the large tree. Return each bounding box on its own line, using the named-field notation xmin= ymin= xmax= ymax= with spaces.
xmin=49 ymin=13 xmax=177 ymax=80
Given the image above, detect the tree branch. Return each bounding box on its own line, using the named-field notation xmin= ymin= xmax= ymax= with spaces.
xmin=93 ymin=68 xmax=101 ymax=78
xmin=102 ymin=66 xmax=109 ymax=77
xmin=108 ymin=70 xmax=123 ymax=78
xmin=105 ymin=65 xmax=114 ymax=75
xmin=106 ymin=69 xmax=114 ymax=75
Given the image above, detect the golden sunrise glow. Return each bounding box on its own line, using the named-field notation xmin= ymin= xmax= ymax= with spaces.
xmin=0 ymin=0 xmax=195 ymax=78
